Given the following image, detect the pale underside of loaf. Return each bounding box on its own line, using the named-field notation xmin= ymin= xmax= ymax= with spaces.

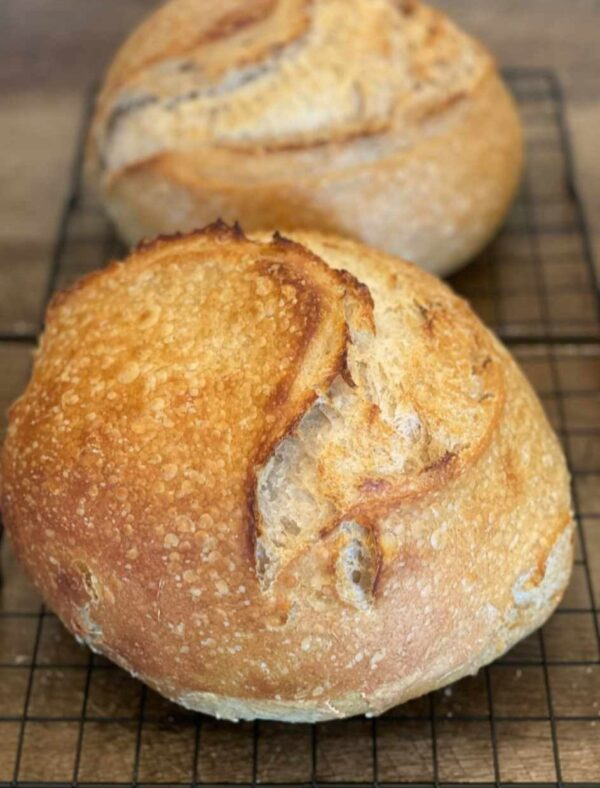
xmin=158 ymin=526 xmax=574 ymax=722
xmin=87 ymin=0 xmax=523 ymax=274
xmin=0 ymin=226 xmax=572 ymax=721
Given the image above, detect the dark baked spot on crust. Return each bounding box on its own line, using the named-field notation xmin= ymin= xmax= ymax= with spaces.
xmin=426 ymin=15 xmax=444 ymax=42
xmin=359 ymin=478 xmax=393 ymax=495
xmin=396 ymin=0 xmax=419 ymax=15
xmin=414 ymin=298 xmax=450 ymax=337
xmin=105 ymin=94 xmax=159 ymax=139
xmin=475 ymin=355 xmax=492 ymax=372
xmin=271 ymin=230 xmax=298 ymax=248
xmin=366 ymin=404 xmax=381 ymax=425
xmin=262 ymin=602 xmax=293 ymax=628
xmin=339 ymin=343 xmax=356 ymax=389
xmin=371 ymin=541 xmax=384 ymax=598
xmin=232 ymin=220 xmax=245 ymax=239
xmin=177 ymin=60 xmax=197 ymax=73
xmin=136 ymin=219 xmax=249 ymax=254
xmin=201 ymin=0 xmax=278 ymax=44
xmin=502 ymin=450 xmax=523 ymax=499
xmin=338 ymin=268 xmax=375 ymax=313
xmin=423 ymin=450 xmax=456 ymax=474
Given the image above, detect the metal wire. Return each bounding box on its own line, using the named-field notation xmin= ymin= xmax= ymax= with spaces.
xmin=0 ymin=69 xmax=599 ymax=787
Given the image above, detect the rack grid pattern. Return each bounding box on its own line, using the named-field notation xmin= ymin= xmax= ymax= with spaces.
xmin=0 ymin=69 xmax=599 ymax=787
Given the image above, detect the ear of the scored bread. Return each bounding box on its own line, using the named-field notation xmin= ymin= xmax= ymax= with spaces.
xmin=253 ymin=229 xmax=505 ymax=602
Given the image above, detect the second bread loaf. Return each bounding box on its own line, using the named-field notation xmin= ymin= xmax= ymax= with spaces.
xmin=87 ymin=0 xmax=523 ymax=275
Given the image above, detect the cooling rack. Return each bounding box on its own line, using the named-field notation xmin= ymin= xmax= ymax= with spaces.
xmin=0 ymin=68 xmax=598 ymax=787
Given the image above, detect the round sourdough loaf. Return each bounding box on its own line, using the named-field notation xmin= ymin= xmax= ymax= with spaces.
xmin=86 ymin=0 xmax=523 ymax=276
xmin=1 ymin=226 xmax=572 ymax=722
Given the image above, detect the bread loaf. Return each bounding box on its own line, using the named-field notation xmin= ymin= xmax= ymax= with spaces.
xmin=87 ymin=0 xmax=523 ymax=275
xmin=0 ymin=225 xmax=572 ymax=722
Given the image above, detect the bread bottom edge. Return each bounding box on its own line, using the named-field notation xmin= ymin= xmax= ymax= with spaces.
xmin=164 ymin=523 xmax=574 ymax=722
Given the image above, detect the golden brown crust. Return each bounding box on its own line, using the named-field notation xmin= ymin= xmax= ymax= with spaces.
xmin=86 ymin=0 xmax=523 ymax=275
xmin=1 ymin=227 xmax=572 ymax=722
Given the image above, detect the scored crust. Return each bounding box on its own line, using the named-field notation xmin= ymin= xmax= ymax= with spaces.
xmin=86 ymin=0 xmax=523 ymax=275
xmin=0 ymin=225 xmax=572 ymax=721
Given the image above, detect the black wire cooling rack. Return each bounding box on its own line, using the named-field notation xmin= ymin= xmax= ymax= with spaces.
xmin=0 ymin=68 xmax=599 ymax=787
